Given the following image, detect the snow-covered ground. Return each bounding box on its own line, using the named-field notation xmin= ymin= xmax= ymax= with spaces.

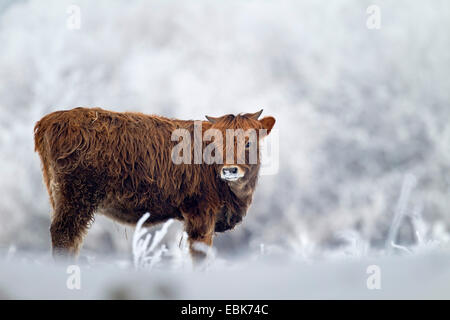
xmin=1 ymin=247 xmax=449 ymax=299
xmin=0 ymin=0 xmax=449 ymax=299
xmin=1 ymin=215 xmax=448 ymax=299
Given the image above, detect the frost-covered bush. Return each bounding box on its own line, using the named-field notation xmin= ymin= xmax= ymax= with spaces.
xmin=132 ymin=213 xmax=173 ymax=270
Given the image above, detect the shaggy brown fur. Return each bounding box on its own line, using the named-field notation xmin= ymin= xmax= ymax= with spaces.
xmin=34 ymin=107 xmax=275 ymax=261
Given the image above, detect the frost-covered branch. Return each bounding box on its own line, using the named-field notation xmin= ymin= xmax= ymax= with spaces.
xmin=132 ymin=213 xmax=174 ymax=270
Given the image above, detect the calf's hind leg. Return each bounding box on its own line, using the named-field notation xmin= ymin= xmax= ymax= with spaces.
xmin=50 ymin=199 xmax=95 ymax=260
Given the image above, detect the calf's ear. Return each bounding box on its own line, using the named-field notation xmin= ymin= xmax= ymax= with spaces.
xmin=259 ymin=116 xmax=276 ymax=135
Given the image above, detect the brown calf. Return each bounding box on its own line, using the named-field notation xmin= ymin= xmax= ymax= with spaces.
xmin=34 ymin=107 xmax=275 ymax=261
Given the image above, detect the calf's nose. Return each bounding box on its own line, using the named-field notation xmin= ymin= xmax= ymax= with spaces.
xmin=222 ymin=167 xmax=238 ymax=175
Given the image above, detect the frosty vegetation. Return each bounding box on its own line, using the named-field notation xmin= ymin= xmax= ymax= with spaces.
xmin=0 ymin=0 xmax=449 ymax=299
xmin=132 ymin=213 xmax=172 ymax=270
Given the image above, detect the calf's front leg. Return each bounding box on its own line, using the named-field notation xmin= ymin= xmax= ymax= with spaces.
xmin=182 ymin=209 xmax=215 ymax=263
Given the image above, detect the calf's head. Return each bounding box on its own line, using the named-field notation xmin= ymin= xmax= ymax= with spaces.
xmin=205 ymin=110 xmax=275 ymax=186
